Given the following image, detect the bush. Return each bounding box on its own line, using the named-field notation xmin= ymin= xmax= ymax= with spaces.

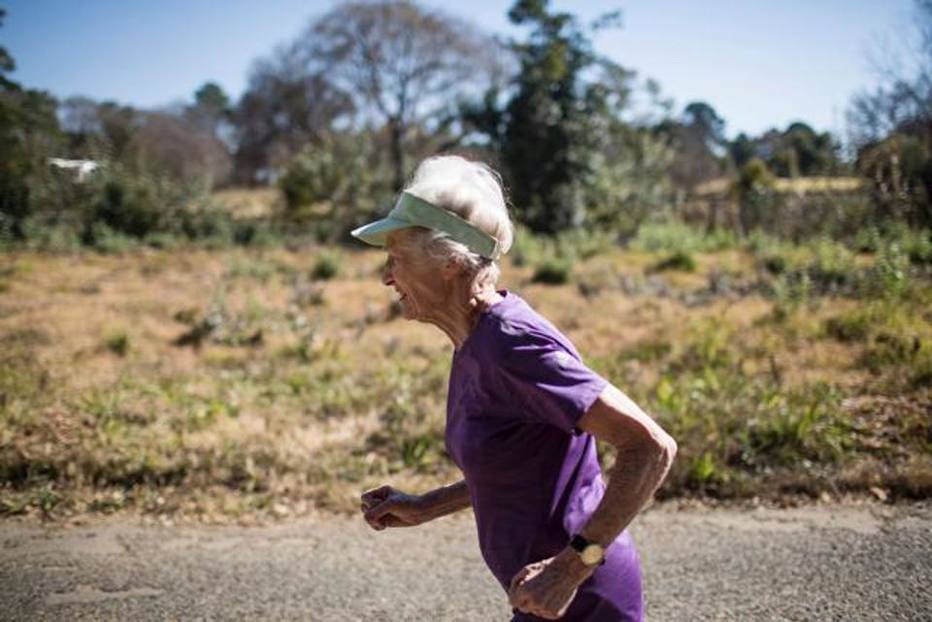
xmin=770 ymin=272 xmax=812 ymax=320
xmin=311 ymin=252 xmax=342 ymax=281
xmin=90 ymin=173 xmax=169 ymax=238
xmin=823 ymin=311 xmax=872 ymax=342
xmin=650 ymin=251 xmax=696 ymax=273
xmin=630 ymin=221 xmax=738 ymax=254
xmin=805 ymin=238 xmax=857 ymax=292
xmin=861 ymin=242 xmax=910 ymax=301
xmin=86 ymin=222 xmax=137 ymax=254
xmin=531 ymin=258 xmax=572 ymax=285
xmin=104 ymin=331 xmax=130 ymax=356
xmin=277 ymin=135 xmax=390 ymax=243
xmin=510 ymin=225 xmax=551 ymax=268
xmin=760 ymin=254 xmax=787 ymax=275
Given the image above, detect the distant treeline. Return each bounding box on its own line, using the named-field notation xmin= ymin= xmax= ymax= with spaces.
xmin=1 ymin=1 xmax=931 ymax=250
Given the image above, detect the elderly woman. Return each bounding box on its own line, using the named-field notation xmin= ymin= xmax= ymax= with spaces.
xmin=352 ymin=156 xmax=676 ymax=621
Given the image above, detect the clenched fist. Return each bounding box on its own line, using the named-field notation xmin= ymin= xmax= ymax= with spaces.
xmin=360 ymin=485 xmax=429 ymax=530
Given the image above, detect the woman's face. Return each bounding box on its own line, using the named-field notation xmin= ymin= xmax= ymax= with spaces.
xmin=381 ymin=231 xmax=450 ymax=322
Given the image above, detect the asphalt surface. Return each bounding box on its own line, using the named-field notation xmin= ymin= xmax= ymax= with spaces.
xmin=1 ymin=502 xmax=929 ymax=621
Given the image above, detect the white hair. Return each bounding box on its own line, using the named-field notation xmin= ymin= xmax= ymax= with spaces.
xmin=400 ymin=155 xmax=514 ymax=289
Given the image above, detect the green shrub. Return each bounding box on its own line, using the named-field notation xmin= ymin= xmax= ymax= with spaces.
xmin=863 ymin=242 xmax=910 ymax=301
xmin=805 ymin=238 xmax=857 ymax=291
xmin=770 ymin=272 xmax=812 ymax=320
xmin=104 ymin=331 xmax=130 ymax=357
xmin=311 ymin=252 xmax=342 ymax=281
xmin=860 ymin=332 xmax=922 ymax=372
xmin=650 ymin=251 xmax=696 ymax=273
xmin=619 ymin=338 xmax=672 ymax=363
xmin=823 ymin=311 xmax=872 ymax=342
xmin=510 ymin=225 xmax=551 ymax=268
xmin=531 ymin=258 xmax=572 ymax=284
xmin=554 ymin=228 xmax=616 ymax=261
xmin=86 ymin=222 xmax=137 ymax=254
xmin=630 ymin=221 xmax=737 ymax=254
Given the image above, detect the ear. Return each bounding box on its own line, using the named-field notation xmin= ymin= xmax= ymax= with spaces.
xmin=440 ymin=258 xmax=464 ymax=281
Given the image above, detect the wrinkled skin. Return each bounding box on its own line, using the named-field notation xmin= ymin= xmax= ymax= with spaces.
xmin=360 ymin=485 xmax=430 ymax=530
xmin=508 ymin=550 xmax=594 ymax=619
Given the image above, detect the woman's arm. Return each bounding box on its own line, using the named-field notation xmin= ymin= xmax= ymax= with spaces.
xmin=361 ymin=479 xmax=471 ymax=530
xmin=418 ymin=479 xmax=472 ymax=521
xmin=508 ymin=383 xmax=676 ymax=618
xmin=574 ymin=383 xmax=677 ymax=547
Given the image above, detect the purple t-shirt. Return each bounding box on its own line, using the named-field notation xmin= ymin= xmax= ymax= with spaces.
xmin=445 ymin=290 xmax=643 ymax=622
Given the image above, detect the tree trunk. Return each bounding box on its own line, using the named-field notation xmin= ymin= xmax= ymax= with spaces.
xmin=390 ymin=118 xmax=406 ymax=192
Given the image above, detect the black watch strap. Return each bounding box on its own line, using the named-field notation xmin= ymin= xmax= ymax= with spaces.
xmin=569 ymin=534 xmax=607 ymax=565
xmin=569 ymin=534 xmax=591 ymax=552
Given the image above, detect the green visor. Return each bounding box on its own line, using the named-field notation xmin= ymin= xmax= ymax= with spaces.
xmin=351 ymin=192 xmax=501 ymax=260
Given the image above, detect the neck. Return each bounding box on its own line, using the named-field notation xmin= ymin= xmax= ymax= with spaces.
xmin=425 ymin=282 xmax=503 ymax=350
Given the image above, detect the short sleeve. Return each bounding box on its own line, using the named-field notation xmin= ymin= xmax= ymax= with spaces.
xmin=498 ymin=327 xmax=609 ymax=435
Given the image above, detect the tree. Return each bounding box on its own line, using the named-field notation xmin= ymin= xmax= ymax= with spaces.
xmin=188 ymin=81 xmax=231 ymax=139
xmin=131 ymin=110 xmax=232 ymax=188
xmin=495 ymin=0 xmax=626 ymax=234
xmin=729 ymin=132 xmax=756 ymax=169
xmin=847 ymin=0 xmax=932 ymax=225
xmin=731 ymin=157 xmax=777 ymax=235
xmin=233 ymin=43 xmax=355 ymax=184
xmin=661 ymin=101 xmax=728 ymax=193
xmin=683 ymin=101 xmax=726 ymax=147
xmin=0 ymin=9 xmax=16 ymax=91
xmin=304 ymin=0 xmax=502 ymax=190
xmin=0 ymin=9 xmax=65 ymax=238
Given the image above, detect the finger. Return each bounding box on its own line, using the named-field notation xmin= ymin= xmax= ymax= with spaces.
xmin=381 ymin=515 xmax=410 ymax=528
xmin=510 ymin=590 xmax=532 ymax=612
xmin=360 ymin=485 xmax=392 ymax=507
xmin=363 ymin=501 xmax=393 ymax=530
xmin=508 ymin=566 xmax=531 ymax=593
xmin=364 ymin=499 xmax=397 ymax=526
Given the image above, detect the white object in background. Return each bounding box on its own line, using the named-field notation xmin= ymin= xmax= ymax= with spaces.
xmin=48 ymin=158 xmax=100 ymax=182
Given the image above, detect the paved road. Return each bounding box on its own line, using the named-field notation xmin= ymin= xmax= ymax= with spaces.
xmin=1 ymin=503 xmax=929 ymax=621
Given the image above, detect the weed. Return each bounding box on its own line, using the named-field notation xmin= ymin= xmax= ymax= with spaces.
xmin=36 ymin=482 xmax=62 ymax=519
xmin=687 ymin=452 xmax=722 ymax=487
xmin=104 ymin=330 xmax=130 ymax=356
xmin=863 ymin=242 xmax=910 ymax=301
xmin=311 ymin=252 xmax=342 ymax=281
xmin=770 ymin=272 xmax=812 ymax=320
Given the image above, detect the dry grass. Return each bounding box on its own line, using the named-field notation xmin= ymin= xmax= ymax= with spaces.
xmin=693 ymin=176 xmax=865 ymax=197
xmin=211 ymin=188 xmax=282 ymax=219
xmin=1 ymin=239 xmax=930 ymax=523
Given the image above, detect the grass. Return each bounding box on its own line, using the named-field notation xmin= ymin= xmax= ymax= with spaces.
xmin=1 ymin=225 xmax=930 ymax=523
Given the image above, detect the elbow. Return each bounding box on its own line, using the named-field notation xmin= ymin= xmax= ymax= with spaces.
xmin=662 ymin=433 xmax=677 ymax=472
xmin=647 ymin=430 xmax=677 ymax=480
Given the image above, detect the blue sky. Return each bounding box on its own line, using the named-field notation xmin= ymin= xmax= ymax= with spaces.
xmin=1 ymin=0 xmax=917 ymax=139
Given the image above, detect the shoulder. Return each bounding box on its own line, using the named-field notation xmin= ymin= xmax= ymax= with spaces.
xmin=474 ymin=294 xmax=581 ymax=366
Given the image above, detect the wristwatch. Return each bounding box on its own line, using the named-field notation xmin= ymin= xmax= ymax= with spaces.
xmin=569 ymin=534 xmax=606 ymax=566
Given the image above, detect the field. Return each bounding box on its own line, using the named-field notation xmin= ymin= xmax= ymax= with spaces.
xmin=1 ymin=226 xmax=931 ymax=523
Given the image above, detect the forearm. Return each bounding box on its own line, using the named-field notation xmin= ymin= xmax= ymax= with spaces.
xmin=577 ymin=385 xmax=677 ymax=547
xmin=579 ymin=441 xmax=675 ymax=547
xmin=419 ymin=479 xmax=471 ymax=521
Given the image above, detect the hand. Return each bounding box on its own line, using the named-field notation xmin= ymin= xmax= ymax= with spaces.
xmin=360 ymin=485 xmax=428 ymax=530
xmin=508 ymin=548 xmax=594 ymax=620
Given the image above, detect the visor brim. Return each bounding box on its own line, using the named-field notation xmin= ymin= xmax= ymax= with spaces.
xmin=350 ymin=217 xmax=411 ymax=247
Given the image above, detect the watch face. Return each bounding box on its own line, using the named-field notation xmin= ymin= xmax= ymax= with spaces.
xmin=580 ymin=544 xmax=605 ymax=566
